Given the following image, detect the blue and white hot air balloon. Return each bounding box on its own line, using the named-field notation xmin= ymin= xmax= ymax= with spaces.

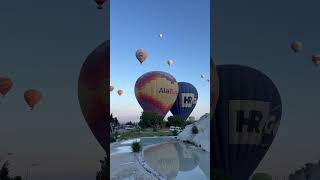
xmin=212 ymin=64 xmax=282 ymax=180
xmin=170 ymin=82 xmax=198 ymax=121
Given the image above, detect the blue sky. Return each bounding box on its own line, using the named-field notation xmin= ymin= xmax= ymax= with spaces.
xmin=110 ymin=0 xmax=210 ymax=123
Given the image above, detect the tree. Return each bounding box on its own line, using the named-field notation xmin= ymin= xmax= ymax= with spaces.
xmin=138 ymin=112 xmax=164 ymax=130
xmin=96 ymin=156 xmax=108 ymax=180
xmin=0 ymin=161 xmax=10 ymax=180
xmin=166 ymin=116 xmax=185 ymax=127
xmin=125 ymin=121 xmax=134 ymax=125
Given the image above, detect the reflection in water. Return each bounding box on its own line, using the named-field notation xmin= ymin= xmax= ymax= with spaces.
xmin=144 ymin=142 xmax=209 ymax=180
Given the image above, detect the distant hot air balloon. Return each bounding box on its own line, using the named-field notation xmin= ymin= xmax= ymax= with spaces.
xmin=159 ymin=33 xmax=163 ymax=38
xmin=135 ymin=71 xmax=178 ymax=118
xmin=24 ymin=89 xmax=42 ymax=110
xmin=170 ymin=82 xmax=198 ymax=121
xmin=213 ymin=65 xmax=282 ymax=180
xmin=167 ymin=59 xmax=174 ymax=66
xmin=312 ymin=54 xmax=320 ymax=66
xmin=0 ymin=77 xmax=13 ymax=97
xmin=251 ymin=173 xmax=272 ymax=180
xmin=207 ymin=79 xmax=210 ymax=82
xmin=291 ymin=41 xmax=303 ymax=53
xmin=117 ymin=90 xmax=123 ymax=96
xmin=110 ymin=85 xmax=114 ymax=92
xmin=201 ymin=75 xmax=205 ymax=79
xmin=78 ymin=40 xmax=109 ymax=152
xmin=95 ymin=0 xmax=106 ymax=9
xmin=135 ymin=49 xmax=148 ymax=64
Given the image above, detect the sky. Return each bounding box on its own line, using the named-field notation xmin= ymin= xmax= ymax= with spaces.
xmin=214 ymin=0 xmax=320 ymax=178
xmin=0 ymin=0 xmax=108 ymax=179
xmin=110 ymin=0 xmax=210 ymax=123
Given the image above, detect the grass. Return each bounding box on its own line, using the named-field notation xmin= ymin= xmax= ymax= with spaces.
xmin=118 ymin=129 xmax=173 ymax=140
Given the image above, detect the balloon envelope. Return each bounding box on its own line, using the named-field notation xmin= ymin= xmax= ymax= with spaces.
xmin=117 ymin=90 xmax=123 ymax=96
xmin=78 ymin=41 xmax=109 ymax=152
xmin=170 ymin=82 xmax=198 ymax=121
xmin=135 ymin=71 xmax=178 ymax=117
xmin=312 ymin=55 xmax=320 ymax=66
xmin=24 ymin=89 xmax=42 ymax=110
xmin=0 ymin=77 xmax=13 ymax=97
xmin=213 ymin=64 xmax=282 ymax=180
xmin=110 ymin=85 xmax=114 ymax=92
xmin=135 ymin=49 xmax=148 ymax=64
xmin=291 ymin=41 xmax=302 ymax=53
xmin=251 ymin=173 xmax=272 ymax=180
xmin=167 ymin=59 xmax=173 ymax=66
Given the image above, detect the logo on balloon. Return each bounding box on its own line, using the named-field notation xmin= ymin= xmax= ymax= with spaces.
xmin=180 ymin=93 xmax=197 ymax=108
xmin=158 ymin=88 xmax=178 ymax=95
xmin=229 ymin=100 xmax=280 ymax=146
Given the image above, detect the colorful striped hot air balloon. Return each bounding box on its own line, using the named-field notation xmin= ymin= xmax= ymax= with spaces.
xmin=0 ymin=77 xmax=13 ymax=97
xmin=134 ymin=71 xmax=179 ymax=118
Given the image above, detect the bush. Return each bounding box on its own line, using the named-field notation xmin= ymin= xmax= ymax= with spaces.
xmin=192 ymin=126 xmax=198 ymax=134
xmin=110 ymin=135 xmax=116 ymax=143
xmin=172 ymin=130 xmax=178 ymax=136
xmin=131 ymin=142 xmax=141 ymax=153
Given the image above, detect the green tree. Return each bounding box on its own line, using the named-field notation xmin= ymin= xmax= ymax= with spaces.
xmin=125 ymin=121 xmax=134 ymax=125
xmin=96 ymin=156 xmax=108 ymax=180
xmin=138 ymin=112 xmax=163 ymax=130
xmin=166 ymin=115 xmax=185 ymax=127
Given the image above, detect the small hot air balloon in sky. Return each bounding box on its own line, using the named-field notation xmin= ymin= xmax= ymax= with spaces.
xmin=291 ymin=40 xmax=303 ymax=53
xmin=201 ymin=75 xmax=205 ymax=79
xmin=170 ymin=82 xmax=198 ymax=121
xmin=135 ymin=71 xmax=178 ymax=118
xmin=110 ymin=85 xmax=114 ymax=92
xmin=117 ymin=90 xmax=123 ymax=96
xmin=207 ymin=79 xmax=210 ymax=82
xmin=95 ymin=0 xmax=106 ymax=9
xmin=135 ymin=49 xmax=148 ymax=64
xmin=251 ymin=173 xmax=272 ymax=180
xmin=213 ymin=64 xmax=282 ymax=180
xmin=159 ymin=33 xmax=163 ymax=39
xmin=24 ymin=89 xmax=42 ymax=110
xmin=167 ymin=59 xmax=174 ymax=66
xmin=0 ymin=77 xmax=13 ymax=97
xmin=78 ymin=40 xmax=109 ymax=152
xmin=312 ymin=54 xmax=320 ymax=66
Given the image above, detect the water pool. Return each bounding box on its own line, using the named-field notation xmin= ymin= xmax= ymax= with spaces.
xmin=143 ymin=142 xmax=210 ymax=180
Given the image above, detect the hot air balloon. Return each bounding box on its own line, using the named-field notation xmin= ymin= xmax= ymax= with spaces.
xmin=167 ymin=59 xmax=174 ymax=66
xmin=210 ymin=57 xmax=219 ymax=114
xmin=78 ymin=40 xmax=109 ymax=152
xmin=312 ymin=54 xmax=320 ymax=66
xmin=95 ymin=0 xmax=106 ymax=9
xmin=201 ymin=75 xmax=205 ymax=79
xmin=117 ymin=90 xmax=123 ymax=96
xmin=170 ymin=82 xmax=198 ymax=121
xmin=24 ymin=89 xmax=42 ymax=110
xmin=0 ymin=77 xmax=12 ymax=97
xmin=212 ymin=65 xmax=282 ymax=180
xmin=110 ymin=85 xmax=114 ymax=92
xmin=207 ymin=79 xmax=210 ymax=82
xmin=135 ymin=49 xmax=148 ymax=64
xmin=134 ymin=71 xmax=178 ymax=118
xmin=159 ymin=33 xmax=163 ymax=38
xmin=291 ymin=41 xmax=303 ymax=53
xmin=251 ymin=173 xmax=272 ymax=180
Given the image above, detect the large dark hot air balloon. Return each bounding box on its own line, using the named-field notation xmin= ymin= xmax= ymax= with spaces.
xmin=0 ymin=77 xmax=13 ymax=97
xmin=78 ymin=40 xmax=109 ymax=152
xmin=170 ymin=82 xmax=198 ymax=121
xmin=212 ymin=65 xmax=282 ymax=180
xmin=24 ymin=89 xmax=42 ymax=110
xmin=134 ymin=71 xmax=178 ymax=118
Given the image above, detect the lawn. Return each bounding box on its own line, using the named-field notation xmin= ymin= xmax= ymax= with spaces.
xmin=118 ymin=128 xmax=174 ymax=140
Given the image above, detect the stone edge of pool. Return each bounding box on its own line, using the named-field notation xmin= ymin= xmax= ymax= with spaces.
xmin=136 ymin=137 xmax=179 ymax=180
